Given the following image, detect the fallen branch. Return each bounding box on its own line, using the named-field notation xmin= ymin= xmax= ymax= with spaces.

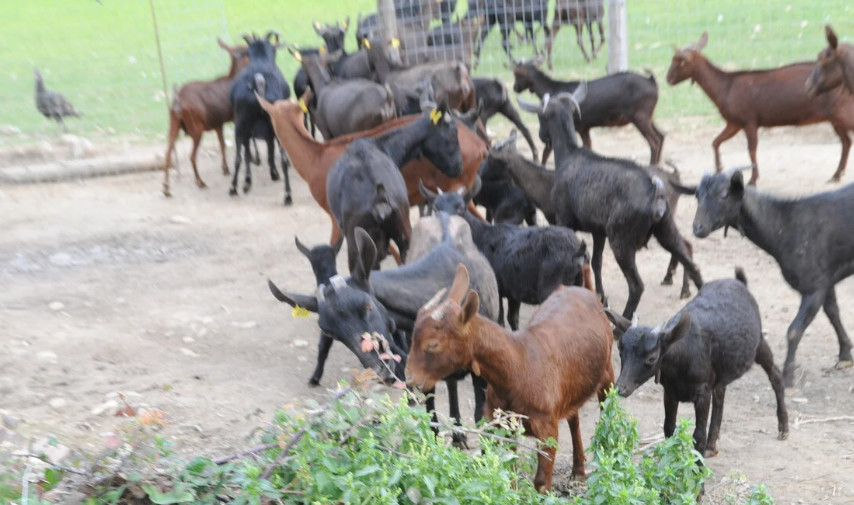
xmin=794 ymin=415 xmax=854 ymax=428
xmin=213 ymin=443 xmax=278 ymax=465
xmin=14 ymin=452 xmax=88 ymax=476
xmin=428 ymin=422 xmax=550 ymax=458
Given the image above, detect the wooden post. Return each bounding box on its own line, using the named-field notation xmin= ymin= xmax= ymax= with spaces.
xmin=377 ymin=0 xmax=400 ymax=62
xmin=607 ymin=0 xmax=628 ymax=74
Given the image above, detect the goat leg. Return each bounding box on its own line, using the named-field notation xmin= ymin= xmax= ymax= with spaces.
xmin=822 ymin=287 xmax=854 ymax=367
xmin=782 ymin=291 xmax=825 ymax=387
xmin=573 ymin=25 xmax=590 ymax=63
xmin=309 ymin=332 xmax=334 ymax=386
xmin=446 ymin=379 xmax=468 ymax=448
xmin=280 ymin=146 xmax=292 ymax=205
xmin=215 ymin=126 xmax=230 ymax=175
xmin=266 ymin=136 xmax=279 ymax=183
xmin=754 ymin=338 xmax=789 ymax=440
xmin=704 ymin=386 xmax=726 ymax=457
xmin=830 ymin=123 xmax=851 ymax=183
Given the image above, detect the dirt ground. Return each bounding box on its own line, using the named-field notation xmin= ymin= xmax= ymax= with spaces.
xmin=1 ymin=118 xmax=853 ymax=504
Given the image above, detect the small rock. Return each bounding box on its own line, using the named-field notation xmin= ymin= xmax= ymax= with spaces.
xmin=48 ymin=301 xmax=65 ymax=311
xmin=180 ymin=348 xmax=199 ymax=357
xmin=231 ymin=321 xmax=258 ymax=329
xmin=91 ymin=400 xmax=119 ymax=416
xmin=791 ymin=397 xmax=808 ymax=404
xmin=36 ymin=351 xmax=58 ymax=363
xmin=49 ymin=398 xmax=68 ymax=410
xmin=2 ymin=415 xmax=21 ymax=429
xmin=170 ymin=215 xmax=192 ymax=225
xmin=182 ymin=336 xmax=195 ymax=343
xmin=293 ymin=339 xmax=309 ymax=348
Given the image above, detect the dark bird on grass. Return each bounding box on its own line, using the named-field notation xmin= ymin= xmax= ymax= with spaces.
xmin=34 ymin=69 xmax=81 ymax=132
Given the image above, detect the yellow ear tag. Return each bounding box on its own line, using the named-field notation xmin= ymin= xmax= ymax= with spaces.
xmin=298 ymin=98 xmax=308 ymax=113
xmin=293 ymin=51 xmax=302 ymax=62
xmin=292 ymin=305 xmax=310 ymax=318
xmin=363 ymin=39 xmax=371 ymax=49
xmin=430 ymin=109 xmax=442 ymax=125
xmin=314 ymin=22 xmax=322 ymax=30
xmin=391 ymin=37 xmax=400 ymax=49
xmin=319 ymin=46 xmax=327 ymax=54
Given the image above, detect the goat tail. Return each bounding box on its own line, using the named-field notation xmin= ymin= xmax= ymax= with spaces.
xmin=372 ymin=183 xmax=393 ymax=222
xmin=651 ymin=175 xmax=668 ymax=222
xmin=734 ymin=267 xmax=748 ymax=286
xmin=644 ymin=68 xmax=657 ymax=87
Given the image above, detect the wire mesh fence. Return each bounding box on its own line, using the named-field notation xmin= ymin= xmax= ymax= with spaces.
xmin=1 ymin=0 xmax=852 ymax=146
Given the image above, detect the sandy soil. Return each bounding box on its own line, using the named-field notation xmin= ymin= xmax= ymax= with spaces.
xmin=1 ymin=118 xmax=853 ymax=504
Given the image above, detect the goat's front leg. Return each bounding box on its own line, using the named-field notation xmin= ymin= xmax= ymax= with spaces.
xmin=529 ymin=416 xmax=559 ymax=492
xmin=280 ymin=146 xmax=292 ymax=205
xmin=591 ymin=234 xmax=607 ymax=305
xmin=744 ymin=124 xmax=759 ymax=185
xmin=663 ymin=388 xmax=679 ymax=438
xmin=705 ymin=386 xmax=726 ymax=457
xmin=611 ymin=241 xmax=644 ymax=319
xmin=573 ymin=25 xmax=590 ymax=62
xmin=471 ymin=374 xmax=487 ymax=423
xmin=229 ymin=136 xmax=244 ymax=196
xmin=711 ymin=122 xmax=741 ymax=173
xmin=507 ymin=298 xmax=521 ymax=331
xmin=783 ymin=291 xmax=825 ymax=387
xmin=266 ymin=137 xmax=279 ymax=184
xmin=309 ymin=332 xmax=334 ymax=386
xmin=830 ymin=123 xmax=851 ymax=182
xmin=691 ymin=386 xmax=712 ymax=455
xmin=446 ymin=379 xmax=468 ymax=448
xmin=215 ymin=127 xmax=230 ymax=175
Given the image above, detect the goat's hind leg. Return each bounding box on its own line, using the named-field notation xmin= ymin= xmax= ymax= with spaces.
xmin=590 ymin=234 xmax=608 ymax=305
xmin=229 ymin=136 xmax=243 ymax=196
xmin=782 ymin=291 xmax=825 ymax=387
xmin=754 ymin=338 xmax=789 ymax=440
xmin=215 ymin=126 xmax=230 ymax=175
xmin=653 ymin=218 xmax=702 ymax=295
xmin=266 ymin=136 xmax=279 ymax=183
xmin=445 ymin=379 xmax=468 ymax=448
xmin=242 ymin=139 xmax=254 ymax=194
xmin=281 ymin=145 xmax=292 ymax=205
xmin=573 ymin=24 xmax=590 ymax=62
xmin=189 ymin=132 xmax=206 ymax=189
xmin=823 ymin=286 xmax=853 ymax=368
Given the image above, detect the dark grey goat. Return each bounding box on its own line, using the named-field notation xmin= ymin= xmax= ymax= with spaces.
xmin=476 ymin=130 xmax=538 ymax=225
xmin=229 ymin=31 xmax=292 ymax=204
xmin=678 ymin=167 xmax=854 ymax=387
xmin=295 ymin=49 xmax=396 ymax=139
xmin=327 ymin=102 xmax=462 ymax=272
xmin=421 ymin=181 xmax=588 ymax=330
xmin=473 ymin=77 xmax=538 ymax=160
xmin=517 ymin=84 xmax=702 ymax=318
xmin=269 ymin=233 xmax=407 ymax=385
xmin=272 ymin=217 xmax=499 ymax=445
xmin=513 ymin=60 xmax=664 ymax=166
xmin=604 ymin=268 xmax=789 ymax=457
xmin=492 ymin=131 xmax=693 ymax=295
xmin=465 ymin=0 xmax=551 ymax=67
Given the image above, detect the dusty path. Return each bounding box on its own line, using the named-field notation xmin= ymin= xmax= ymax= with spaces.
xmin=1 ymin=120 xmax=852 ymax=504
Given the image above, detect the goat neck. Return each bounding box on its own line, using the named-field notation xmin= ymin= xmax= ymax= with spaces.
xmin=841 ymin=44 xmax=854 ymax=93
xmin=259 ymin=99 xmax=325 ymax=189
xmin=733 ymin=190 xmax=790 ymax=260
xmin=301 ymin=58 xmax=332 ymax=96
xmin=682 ymin=54 xmax=733 ymax=112
xmin=374 ymin=115 xmax=436 ymax=168
xmin=544 ymin=106 xmax=581 ymax=168
xmin=527 ymin=65 xmax=573 ymax=99
xmin=463 ymin=316 xmax=525 ymax=399
xmin=498 ymin=154 xmax=556 ymax=221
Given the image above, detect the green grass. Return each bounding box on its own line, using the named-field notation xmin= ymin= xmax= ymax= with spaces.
xmin=1 ymin=0 xmax=852 ymax=144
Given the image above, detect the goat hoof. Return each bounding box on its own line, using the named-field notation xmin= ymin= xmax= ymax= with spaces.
xmin=660 ymin=277 xmax=673 ymax=286
xmin=284 ymin=195 xmax=293 ymax=206
xmin=834 ymin=359 xmax=853 ymax=370
xmin=163 ymin=188 xmax=172 ymax=198
xmin=828 ymin=175 xmax=842 ymax=183
xmin=270 ymin=171 xmax=280 ymax=182
xmin=308 ymin=377 xmax=321 ymax=387
xmin=196 ymin=180 xmax=207 ymax=189
xmin=778 ymin=429 xmax=789 ymax=441
xmin=450 ymin=433 xmax=469 ymax=449
xmin=243 ymin=184 xmax=251 ymax=194
xmin=703 ymin=448 xmax=719 ymax=458
xmin=229 ymin=187 xmax=238 ymax=196
xmin=680 ymin=290 xmax=691 ymax=299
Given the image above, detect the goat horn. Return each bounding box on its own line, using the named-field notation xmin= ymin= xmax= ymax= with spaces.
xmin=631 ymin=312 xmax=639 ymax=327
xmin=421 ymin=288 xmax=448 ymax=311
xmin=516 ymin=96 xmax=541 ymax=113
xmin=241 ymin=34 xmax=253 ymax=46
xmin=265 ymin=30 xmax=281 ymax=44
xmin=294 ymin=236 xmax=311 ymax=257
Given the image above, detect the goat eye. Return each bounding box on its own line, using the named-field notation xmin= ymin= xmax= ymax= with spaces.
xmin=425 ymin=341 xmax=441 ymax=353
xmin=644 ymin=355 xmax=658 ymax=367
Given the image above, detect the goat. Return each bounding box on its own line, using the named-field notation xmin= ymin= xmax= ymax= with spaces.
xmin=476 ymin=152 xmax=538 ymax=226
xmin=272 ymin=218 xmax=499 ymax=446
xmin=293 ymin=49 xmax=396 ymax=139
xmin=229 ymin=31 xmax=293 ymax=203
xmin=604 ymin=268 xmax=789 ymax=457
xmin=406 ymin=15 xmax=481 ymax=67
xmin=421 ymin=180 xmax=589 ymax=330
xmin=162 ymin=38 xmax=248 ymax=197
xmin=546 ymin=0 xmax=605 ymax=68
xmin=406 ymin=263 xmax=614 ymax=492
xmin=668 ymin=32 xmax=854 ymax=184
xmin=807 ymin=25 xmax=854 ymax=97
xmin=675 ymin=167 xmax=854 ymax=387
xmin=513 ymin=60 xmax=664 ymax=165
xmin=327 ymin=102 xmax=463 ymax=271
xmin=517 ymin=84 xmax=702 ymax=318
xmin=256 ymin=97 xmax=487 ymax=245
xmin=473 ymin=77 xmax=538 ymax=160
xmin=465 ymin=0 xmax=551 ymax=67
xmin=292 ymin=19 xmax=349 ymax=136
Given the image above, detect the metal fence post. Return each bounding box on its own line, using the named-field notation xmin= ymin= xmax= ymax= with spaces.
xmin=607 ymin=0 xmax=628 ymax=73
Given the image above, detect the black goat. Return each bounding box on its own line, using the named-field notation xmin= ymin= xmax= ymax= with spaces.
xmin=271 ymin=216 xmax=499 ymax=446
xmin=421 ymin=181 xmax=588 ymax=330
xmin=473 ymin=77 xmax=538 ymax=160
xmin=517 ymin=84 xmax=702 ymax=318
xmin=513 ymin=60 xmax=664 ymax=165
xmin=679 ymin=167 xmax=854 ymax=387
xmin=292 ymin=19 xmax=349 ymax=136
xmin=295 ymin=49 xmax=396 ymax=139
xmin=230 ymin=31 xmax=292 ymax=204
xmin=327 ymin=103 xmax=463 ymax=272
xmin=475 ymin=131 xmax=537 ymax=225
xmin=466 ymin=0 xmax=551 ymax=67
xmin=605 ymin=268 xmax=789 ymax=457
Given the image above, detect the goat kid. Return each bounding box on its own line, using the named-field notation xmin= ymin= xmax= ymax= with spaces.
xmin=406 ymin=263 xmax=614 ymax=492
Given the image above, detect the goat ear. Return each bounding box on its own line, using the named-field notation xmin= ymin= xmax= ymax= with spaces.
xmin=294 ymin=236 xmax=311 ymax=258
xmin=341 ymin=17 xmax=350 ymax=31
xmin=660 ymin=310 xmax=692 ymax=349
xmin=603 ymin=308 xmax=631 ymax=339
xmin=313 ymin=21 xmax=324 ymax=36
xmin=354 ymin=227 xmax=377 ymax=287
xmin=729 ymin=169 xmax=745 ymax=198
xmin=696 ymin=32 xmax=708 ymax=51
xmin=447 ymin=263 xmax=471 ymax=304
xmin=268 ymin=279 xmax=319 ymax=312
xmin=459 ymin=290 xmax=480 ymax=326
xmin=826 ymin=25 xmax=839 ymax=49
xmin=217 ymin=37 xmax=232 ymax=52
xmin=418 ymin=180 xmax=438 ymax=203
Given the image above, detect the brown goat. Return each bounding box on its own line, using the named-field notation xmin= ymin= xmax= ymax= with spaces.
xmin=256 ymin=97 xmax=487 ymax=245
xmin=668 ymin=32 xmax=854 ymax=184
xmin=807 ymin=25 xmax=854 ymax=97
xmin=546 ymin=0 xmax=605 ymax=68
xmin=405 ymin=264 xmax=614 ymax=493
xmin=162 ymin=39 xmax=249 ymax=197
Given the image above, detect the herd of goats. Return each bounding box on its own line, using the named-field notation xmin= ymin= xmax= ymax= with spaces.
xmin=139 ymin=14 xmax=854 ymax=494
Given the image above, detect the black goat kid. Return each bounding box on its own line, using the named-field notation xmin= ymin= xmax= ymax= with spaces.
xmin=230 ymin=31 xmax=293 ymax=204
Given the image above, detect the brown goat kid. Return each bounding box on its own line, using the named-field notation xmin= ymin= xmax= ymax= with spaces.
xmin=668 ymin=32 xmax=854 ymax=184
xmin=162 ymin=39 xmax=248 ymax=197
xmin=257 ymin=98 xmax=487 ymax=245
xmin=405 ymin=264 xmax=614 ymax=493
xmin=807 ymin=25 xmax=854 ymax=97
